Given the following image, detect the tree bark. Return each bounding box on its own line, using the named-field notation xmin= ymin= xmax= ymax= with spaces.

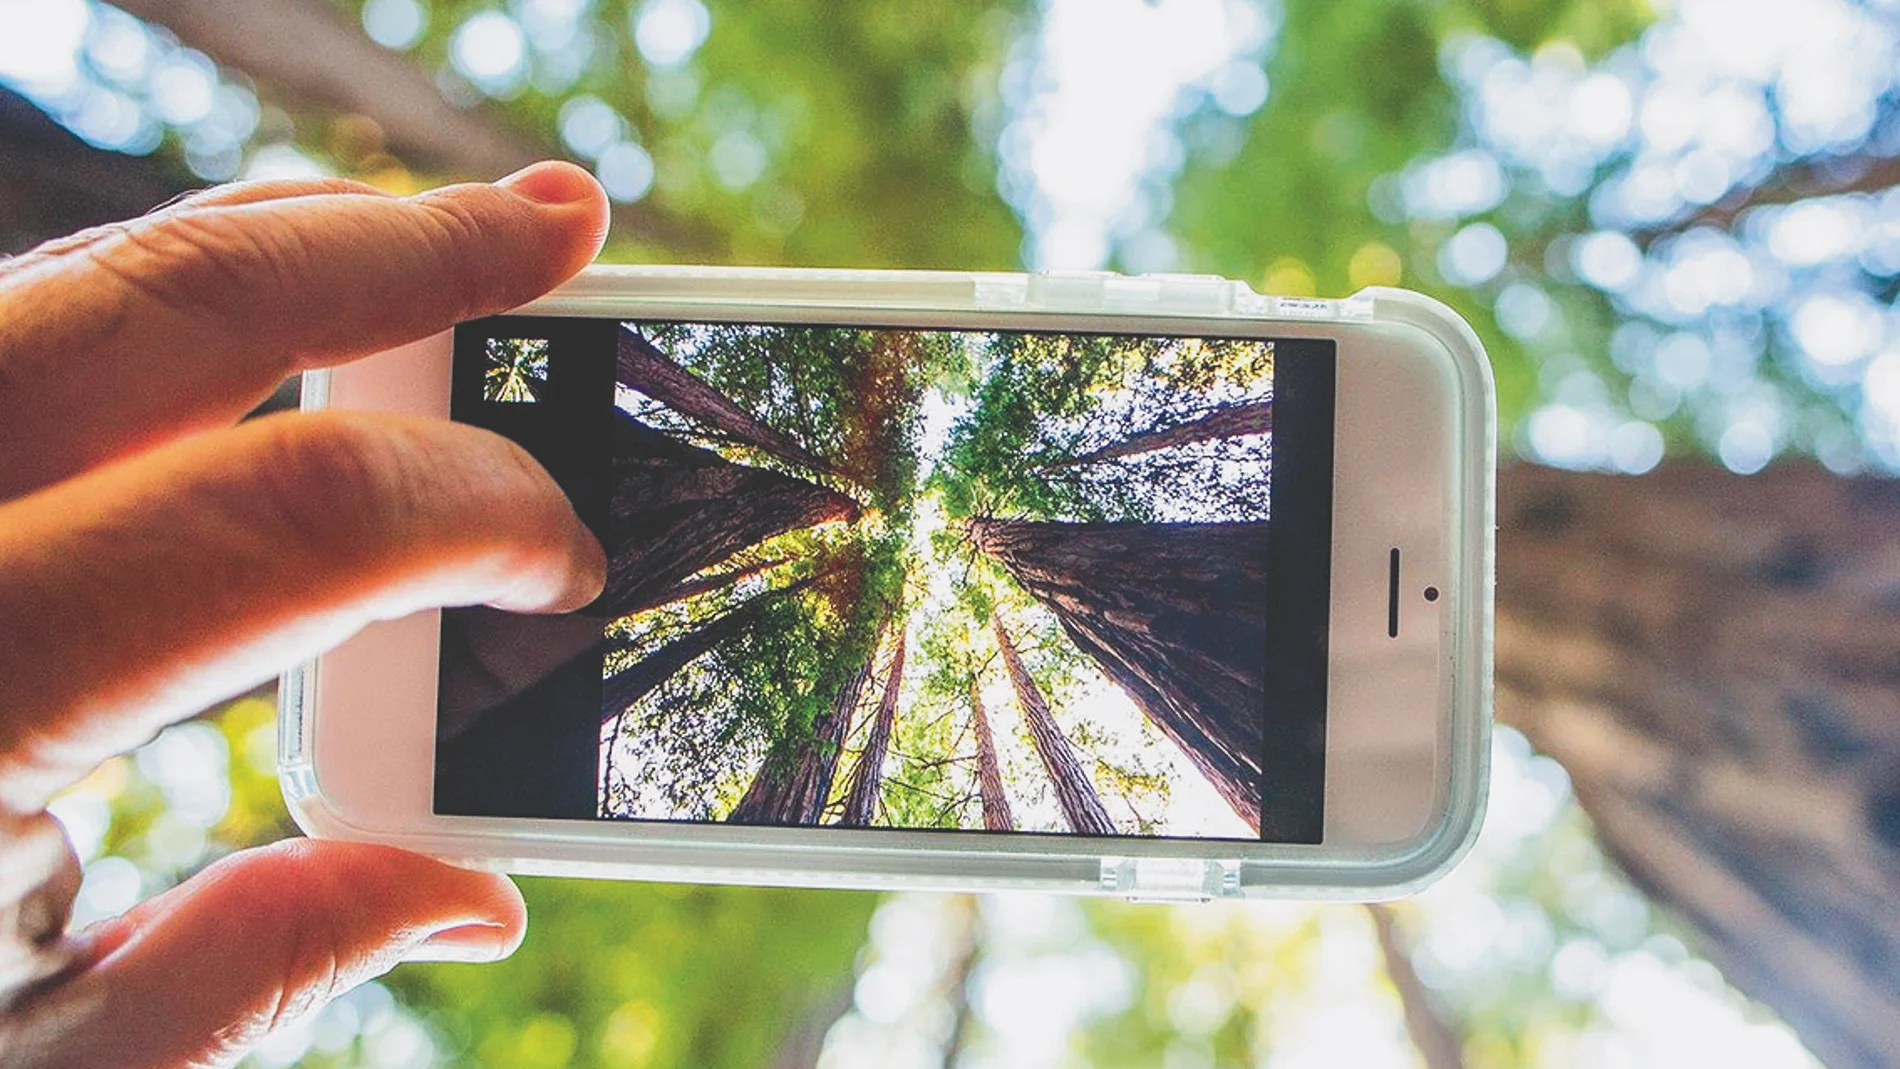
xmin=617 ymin=556 xmax=794 ymax=618
xmin=0 ymin=88 xmax=190 ymax=255
xmin=729 ymin=619 xmax=888 ymax=826
xmin=993 ymin=617 xmax=1117 ymax=836
xmin=602 ymin=572 xmax=821 ymax=721
xmin=838 ymin=629 xmax=908 ymax=827
xmin=973 ymin=518 xmax=1267 ymax=834
xmin=1046 ymin=397 xmax=1273 ymax=468
xmin=971 ymin=674 xmax=1016 ymax=831
xmin=618 ymin=325 xmax=835 ymax=476
xmin=603 ymin=412 xmax=858 ymax=618
xmin=1497 ymin=461 xmax=1900 ymax=1069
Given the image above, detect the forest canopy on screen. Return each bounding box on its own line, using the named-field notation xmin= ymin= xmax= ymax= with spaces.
xmin=587 ymin=321 xmax=1278 ymax=839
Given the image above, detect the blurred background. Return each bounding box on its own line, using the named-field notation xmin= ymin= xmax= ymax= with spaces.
xmin=5 ymin=0 xmax=1900 ymax=1065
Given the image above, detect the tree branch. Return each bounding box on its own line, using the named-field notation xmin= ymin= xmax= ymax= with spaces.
xmin=1366 ymin=904 xmax=1467 ymax=1069
xmin=619 ymin=325 xmax=836 ymax=475
xmin=112 ymin=0 xmax=720 ymax=254
xmin=1636 ymin=155 xmax=1900 ymax=246
xmin=113 ymin=0 xmax=535 ymax=177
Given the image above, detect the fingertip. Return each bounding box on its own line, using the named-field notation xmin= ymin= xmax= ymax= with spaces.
xmin=496 ymin=160 xmax=611 ymax=259
xmin=497 ymin=160 xmax=603 ymax=208
xmin=562 ymin=522 xmax=609 ymax=613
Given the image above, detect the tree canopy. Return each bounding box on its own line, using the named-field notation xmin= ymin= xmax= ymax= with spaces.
xmin=17 ymin=0 xmax=1900 ymax=1065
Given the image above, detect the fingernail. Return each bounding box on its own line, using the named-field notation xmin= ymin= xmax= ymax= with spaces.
xmin=406 ymin=921 xmax=516 ymax=965
xmin=497 ymin=161 xmax=599 ymax=207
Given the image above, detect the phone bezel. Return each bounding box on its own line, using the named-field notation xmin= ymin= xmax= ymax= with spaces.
xmin=281 ymin=269 xmax=1493 ymax=899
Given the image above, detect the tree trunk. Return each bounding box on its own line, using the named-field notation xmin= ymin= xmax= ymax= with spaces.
xmin=1046 ymin=397 xmax=1273 ymax=468
xmin=603 ymin=412 xmax=858 ymax=618
xmin=618 ymin=325 xmax=835 ymax=476
xmin=602 ymin=572 xmax=820 ymax=720
xmin=729 ymin=619 xmax=888 ymax=826
xmin=1497 ymin=461 xmax=1900 ymax=1069
xmin=0 ymin=88 xmax=190 ymax=255
xmin=971 ymin=674 xmax=1015 ymax=831
xmin=993 ymin=617 xmax=1117 ymax=836
xmin=617 ymin=556 xmax=794 ymax=618
xmin=838 ymin=629 xmax=908 ymax=827
xmin=973 ymin=518 xmax=1266 ymax=834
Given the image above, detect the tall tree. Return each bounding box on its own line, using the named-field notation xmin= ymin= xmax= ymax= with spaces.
xmin=969 ymin=673 xmax=1015 ymax=831
xmin=603 ymin=413 xmax=858 ymax=616
xmin=837 ymin=629 xmax=909 ymax=827
xmin=993 ymin=617 xmax=1116 ymax=836
xmin=626 ymin=556 xmax=797 ymax=619
xmin=1497 ymin=461 xmax=1900 ymax=1069
xmin=618 ymin=325 xmax=837 ymax=476
xmin=728 ymin=620 xmax=888 ymax=826
xmin=973 ymin=518 xmax=1266 ymax=833
xmin=1041 ymin=397 xmax=1273 ymax=469
xmin=602 ymin=572 xmax=824 ymax=721
xmin=0 ymin=88 xmax=188 ymax=255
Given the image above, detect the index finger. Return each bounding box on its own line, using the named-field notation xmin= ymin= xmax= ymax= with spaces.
xmin=0 ymin=161 xmax=608 ymax=500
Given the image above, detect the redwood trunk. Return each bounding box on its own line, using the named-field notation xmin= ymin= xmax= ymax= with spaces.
xmin=994 ymin=618 xmax=1116 ymax=836
xmin=971 ymin=675 xmax=1015 ymax=831
xmin=603 ymin=413 xmax=857 ymax=618
xmin=618 ymin=325 xmax=833 ymax=475
xmin=973 ymin=518 xmax=1266 ymax=834
xmin=730 ymin=619 xmax=889 ymax=825
xmin=838 ymin=630 xmax=908 ymax=827
xmin=1497 ymin=461 xmax=1900 ymax=1069
xmin=618 ymin=556 xmax=794 ymax=618
xmin=601 ymin=573 xmax=820 ymax=721
xmin=1049 ymin=397 xmax=1272 ymax=468
xmin=0 ymin=88 xmax=187 ymax=255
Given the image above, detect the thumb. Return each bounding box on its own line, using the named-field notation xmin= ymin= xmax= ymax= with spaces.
xmin=0 ymin=840 xmax=525 ymax=1069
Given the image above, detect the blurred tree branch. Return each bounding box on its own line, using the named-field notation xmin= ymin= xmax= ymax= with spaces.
xmin=1366 ymin=904 xmax=1467 ymax=1069
xmin=110 ymin=0 xmax=534 ymax=177
xmin=107 ymin=0 xmax=721 ymax=255
xmin=1636 ymin=154 xmax=1900 ymax=246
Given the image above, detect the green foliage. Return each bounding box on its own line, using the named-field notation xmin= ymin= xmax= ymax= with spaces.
xmin=936 ymin=332 xmax=1274 ymax=521
xmin=386 ymin=878 xmax=878 ymax=1069
xmin=605 ymin=526 xmax=906 ymax=819
xmin=333 ymin=0 xmax=1028 ymax=268
xmin=633 ymin=322 xmax=961 ymax=510
xmin=1157 ymin=0 xmax=1641 ymax=428
xmin=1441 ymin=0 xmax=1656 ymax=57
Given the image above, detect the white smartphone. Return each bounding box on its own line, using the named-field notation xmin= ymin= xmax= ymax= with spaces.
xmin=280 ymin=266 xmax=1494 ymax=901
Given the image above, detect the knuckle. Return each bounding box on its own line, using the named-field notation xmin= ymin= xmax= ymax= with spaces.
xmin=407 ymin=195 xmax=513 ymax=319
xmin=239 ymin=413 xmax=418 ymax=564
xmin=216 ymin=844 xmax=359 ymax=1033
xmin=87 ymin=207 xmax=316 ymax=327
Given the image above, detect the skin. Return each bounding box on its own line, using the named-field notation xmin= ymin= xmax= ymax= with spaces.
xmin=0 ymin=161 xmax=613 ymax=1067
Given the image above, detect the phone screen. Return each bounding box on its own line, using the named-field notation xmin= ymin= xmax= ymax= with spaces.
xmin=434 ymin=315 xmax=1336 ymax=843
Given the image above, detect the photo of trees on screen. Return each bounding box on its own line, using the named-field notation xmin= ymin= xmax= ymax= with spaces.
xmin=594 ymin=321 xmax=1275 ymax=838
xmin=483 ymin=336 xmax=551 ymax=403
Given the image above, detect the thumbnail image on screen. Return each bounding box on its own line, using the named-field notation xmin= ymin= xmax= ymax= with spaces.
xmin=434 ymin=317 xmax=1333 ymax=843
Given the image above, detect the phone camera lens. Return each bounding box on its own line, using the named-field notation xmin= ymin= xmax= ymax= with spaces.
xmin=1423 ymin=586 xmax=1440 ymax=602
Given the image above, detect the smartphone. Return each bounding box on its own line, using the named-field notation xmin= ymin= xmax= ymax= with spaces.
xmin=280 ymin=267 xmax=1494 ymax=900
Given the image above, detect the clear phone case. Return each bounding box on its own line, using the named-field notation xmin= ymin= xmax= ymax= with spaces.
xmin=280 ymin=266 xmax=1495 ymax=902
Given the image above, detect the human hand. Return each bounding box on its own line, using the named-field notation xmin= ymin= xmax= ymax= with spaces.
xmin=0 ymin=162 xmax=611 ymax=1067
